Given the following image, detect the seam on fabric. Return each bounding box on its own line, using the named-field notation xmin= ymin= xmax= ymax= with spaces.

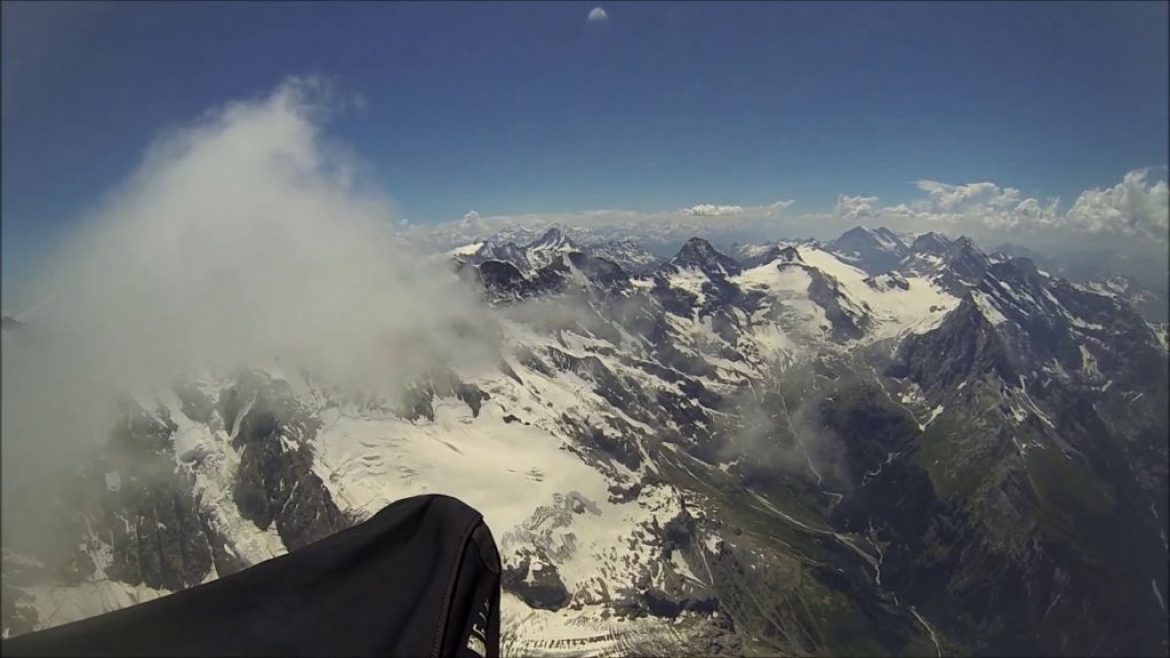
xmin=430 ymin=514 xmax=483 ymax=658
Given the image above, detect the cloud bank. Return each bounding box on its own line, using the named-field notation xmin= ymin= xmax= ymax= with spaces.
xmin=1066 ymin=168 xmax=1169 ymax=239
xmin=408 ymin=167 xmax=1166 ymax=266
xmin=841 ymin=168 xmax=1168 ymax=244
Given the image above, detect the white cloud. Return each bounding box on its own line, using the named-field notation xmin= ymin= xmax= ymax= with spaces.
xmin=1011 ymin=197 xmax=1060 ymax=226
xmin=462 ymin=209 xmax=483 ymax=229
xmin=1066 ymin=168 xmax=1169 ymax=239
xmin=2 ymin=76 xmax=498 ymax=492
xmin=835 ymin=194 xmax=880 ymax=219
xmin=815 ymin=169 xmax=1163 ymax=247
xmin=766 ymin=199 xmax=796 ymax=213
xmin=682 ymin=203 xmax=746 ymax=217
xmin=587 ymin=7 xmax=608 ymax=23
xmin=678 ymin=200 xmax=793 ymax=218
xmin=915 ymin=180 xmax=1022 ymax=213
xmin=881 ymin=170 xmax=1165 ymax=242
xmin=880 ymin=203 xmax=921 ymax=219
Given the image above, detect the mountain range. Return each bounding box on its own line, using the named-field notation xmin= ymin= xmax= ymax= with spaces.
xmin=3 ymin=225 xmax=1166 ymax=656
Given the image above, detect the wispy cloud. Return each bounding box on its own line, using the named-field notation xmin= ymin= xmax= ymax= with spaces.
xmin=587 ymin=7 xmax=608 ymax=23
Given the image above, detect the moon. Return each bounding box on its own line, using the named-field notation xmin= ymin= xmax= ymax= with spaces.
xmin=587 ymin=7 xmax=608 ymax=23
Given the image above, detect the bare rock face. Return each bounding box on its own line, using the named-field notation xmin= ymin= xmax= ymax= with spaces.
xmin=502 ymin=554 xmax=570 ymax=611
xmin=804 ymin=266 xmax=870 ymax=342
xmin=222 ymin=372 xmax=350 ymax=552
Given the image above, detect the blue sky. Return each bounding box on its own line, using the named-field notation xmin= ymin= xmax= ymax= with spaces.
xmin=2 ymin=1 xmax=1168 ymax=294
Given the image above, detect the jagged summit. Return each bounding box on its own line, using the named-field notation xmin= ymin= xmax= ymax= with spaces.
xmin=771 ymin=245 xmax=803 ymax=263
xmin=910 ymin=231 xmax=951 ymax=255
xmin=667 ymin=237 xmax=741 ymax=277
xmin=826 ymin=225 xmax=909 ymax=274
xmin=584 ymin=238 xmax=660 ymax=273
xmin=525 ymin=226 xmax=577 ymax=251
xmin=523 ymin=227 xmax=582 ymax=270
xmin=836 ymin=225 xmax=907 ymax=250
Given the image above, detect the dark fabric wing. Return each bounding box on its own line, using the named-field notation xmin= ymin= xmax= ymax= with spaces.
xmin=2 ymin=494 xmax=501 ymax=658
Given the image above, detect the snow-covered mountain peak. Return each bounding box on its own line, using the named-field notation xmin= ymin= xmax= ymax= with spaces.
xmin=526 ymin=227 xmax=575 ymax=250
xmin=524 ymin=227 xmax=582 ymax=270
xmin=837 ymin=225 xmax=907 ymax=251
xmin=448 ymin=241 xmax=488 ymax=258
xmin=827 ymin=225 xmax=910 ymax=274
xmin=756 ymin=245 xmax=804 ymax=266
xmin=909 ymin=231 xmax=951 ymax=255
xmin=582 ymin=239 xmax=660 ymax=273
xmin=667 ymin=238 xmax=741 ymax=277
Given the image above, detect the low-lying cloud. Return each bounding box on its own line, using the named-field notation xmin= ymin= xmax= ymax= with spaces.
xmin=1 ymin=76 xmax=497 ymax=492
xmin=718 ymin=371 xmax=850 ymax=491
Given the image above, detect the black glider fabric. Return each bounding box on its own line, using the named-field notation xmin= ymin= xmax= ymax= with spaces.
xmin=2 ymin=494 xmax=501 ymax=657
